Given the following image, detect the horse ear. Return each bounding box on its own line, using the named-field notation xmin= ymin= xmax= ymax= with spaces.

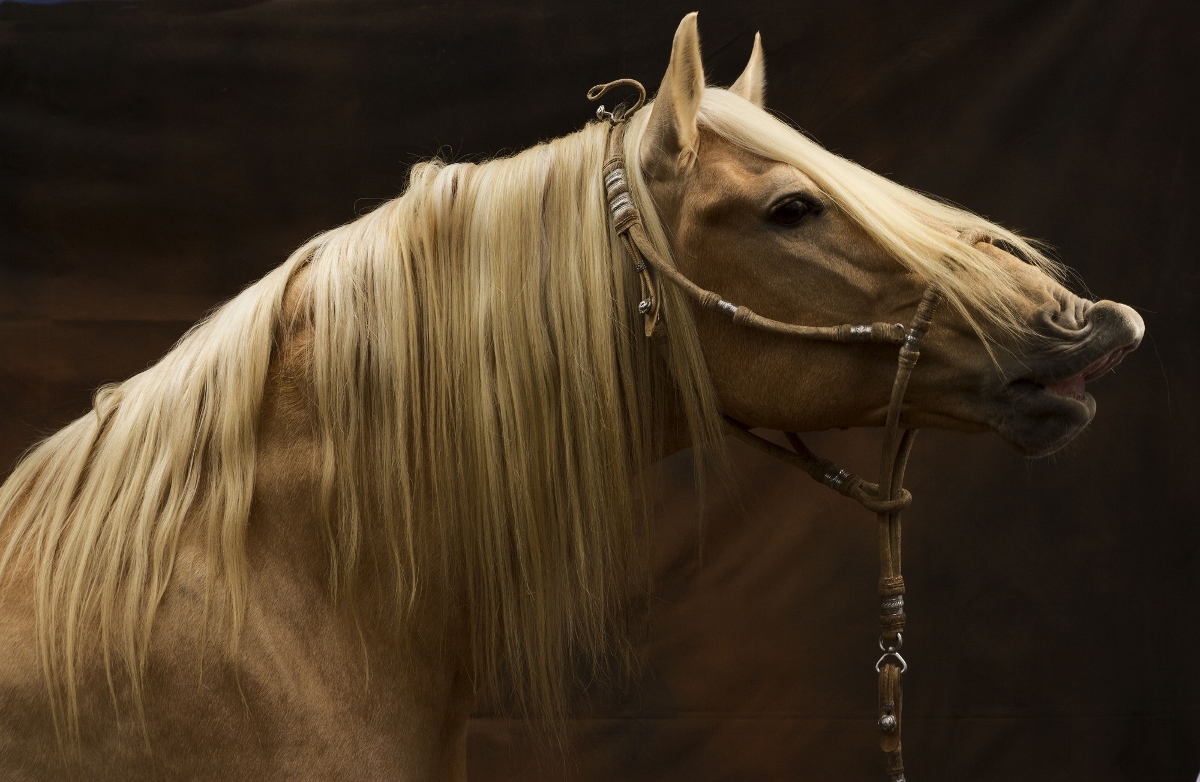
xmin=641 ymin=12 xmax=705 ymax=178
xmin=729 ymin=32 xmax=766 ymax=108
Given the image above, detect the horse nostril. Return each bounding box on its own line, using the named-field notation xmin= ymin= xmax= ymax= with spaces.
xmin=1078 ymin=298 xmax=1094 ymax=326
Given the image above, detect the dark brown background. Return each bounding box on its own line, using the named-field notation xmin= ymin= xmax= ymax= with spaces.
xmin=1 ymin=1 xmax=1196 ymax=780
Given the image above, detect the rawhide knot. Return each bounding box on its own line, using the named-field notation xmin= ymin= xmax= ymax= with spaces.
xmin=849 ymin=485 xmax=913 ymax=514
xmin=879 ymin=576 xmax=906 ymax=596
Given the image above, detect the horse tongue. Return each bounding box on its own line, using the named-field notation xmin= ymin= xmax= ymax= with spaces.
xmin=1047 ymin=373 xmax=1086 ymax=400
xmin=1046 ymin=345 xmax=1135 ymax=400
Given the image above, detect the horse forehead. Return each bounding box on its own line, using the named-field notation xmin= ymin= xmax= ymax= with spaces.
xmin=689 ymin=131 xmax=814 ymax=208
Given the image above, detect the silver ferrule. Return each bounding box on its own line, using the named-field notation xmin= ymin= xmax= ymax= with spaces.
xmin=610 ymin=194 xmax=635 ymax=225
xmin=716 ymin=299 xmax=738 ymax=318
xmin=824 ymin=466 xmax=851 ymax=489
xmin=849 ymin=324 xmax=872 ymax=340
xmin=881 ymin=595 xmax=905 ymax=615
xmin=604 ymin=168 xmax=626 ymax=190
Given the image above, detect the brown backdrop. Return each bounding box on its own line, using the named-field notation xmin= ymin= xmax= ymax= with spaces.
xmin=1 ymin=1 xmax=1196 ymax=780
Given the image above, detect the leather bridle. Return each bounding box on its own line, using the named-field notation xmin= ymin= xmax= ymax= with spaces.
xmin=590 ymin=79 xmax=954 ymax=782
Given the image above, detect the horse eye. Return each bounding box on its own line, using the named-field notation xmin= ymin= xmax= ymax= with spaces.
xmin=771 ymin=198 xmax=814 ymax=226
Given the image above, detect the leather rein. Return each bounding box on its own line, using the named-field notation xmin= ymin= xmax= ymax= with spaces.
xmin=590 ymin=79 xmax=952 ymax=782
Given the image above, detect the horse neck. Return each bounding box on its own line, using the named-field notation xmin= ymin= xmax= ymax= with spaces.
xmin=247 ymin=284 xmax=475 ymax=727
xmin=248 ymin=269 xmax=465 ymax=640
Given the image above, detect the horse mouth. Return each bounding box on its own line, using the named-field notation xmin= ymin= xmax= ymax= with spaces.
xmin=1026 ymin=341 xmax=1138 ymax=403
xmin=1000 ymin=339 xmax=1139 ymax=456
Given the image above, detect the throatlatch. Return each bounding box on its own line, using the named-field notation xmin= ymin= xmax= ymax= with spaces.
xmin=590 ymin=79 xmax=955 ymax=782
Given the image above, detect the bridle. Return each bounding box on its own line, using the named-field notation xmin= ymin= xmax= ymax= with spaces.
xmin=589 ymin=79 xmax=966 ymax=782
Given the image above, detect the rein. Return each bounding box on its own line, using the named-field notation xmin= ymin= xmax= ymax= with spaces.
xmin=590 ymin=79 xmax=951 ymax=782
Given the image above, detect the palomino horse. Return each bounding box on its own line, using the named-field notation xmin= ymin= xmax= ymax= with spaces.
xmin=0 ymin=13 xmax=1143 ymax=780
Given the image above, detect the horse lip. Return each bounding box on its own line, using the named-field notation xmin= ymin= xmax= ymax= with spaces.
xmin=1014 ymin=299 xmax=1144 ymax=388
xmin=1000 ymin=336 xmax=1137 ymax=417
xmin=996 ymin=373 xmax=1097 ymax=457
xmin=1018 ymin=339 xmax=1138 ymax=389
xmin=1079 ymin=343 xmax=1136 ymax=381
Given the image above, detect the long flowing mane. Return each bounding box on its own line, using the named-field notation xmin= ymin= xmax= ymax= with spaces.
xmin=0 ymin=86 xmax=1057 ymax=740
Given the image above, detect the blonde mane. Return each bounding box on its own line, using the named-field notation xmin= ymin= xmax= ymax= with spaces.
xmin=0 ymin=116 xmax=724 ymax=740
xmin=0 ymin=86 xmax=1056 ymax=741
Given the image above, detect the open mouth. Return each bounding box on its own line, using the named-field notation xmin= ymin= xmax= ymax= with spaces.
xmin=1036 ymin=342 xmax=1138 ymax=402
xmin=998 ymin=340 xmax=1138 ymax=456
xmin=988 ymin=300 xmax=1144 ymax=457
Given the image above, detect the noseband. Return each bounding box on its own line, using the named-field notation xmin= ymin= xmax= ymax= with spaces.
xmin=590 ymin=79 xmax=964 ymax=782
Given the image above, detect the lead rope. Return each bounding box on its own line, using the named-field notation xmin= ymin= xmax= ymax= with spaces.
xmin=722 ymin=291 xmax=940 ymax=782
xmin=590 ymin=79 xmax=951 ymax=782
xmin=873 ymin=289 xmax=942 ymax=782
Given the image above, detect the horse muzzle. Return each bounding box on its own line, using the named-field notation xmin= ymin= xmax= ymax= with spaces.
xmin=995 ymin=300 xmax=1144 ymax=456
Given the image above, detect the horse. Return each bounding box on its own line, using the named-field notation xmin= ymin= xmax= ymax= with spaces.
xmin=0 ymin=13 xmax=1143 ymax=780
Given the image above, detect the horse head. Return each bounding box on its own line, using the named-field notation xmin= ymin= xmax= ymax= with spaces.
xmin=634 ymin=14 xmax=1143 ymax=457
